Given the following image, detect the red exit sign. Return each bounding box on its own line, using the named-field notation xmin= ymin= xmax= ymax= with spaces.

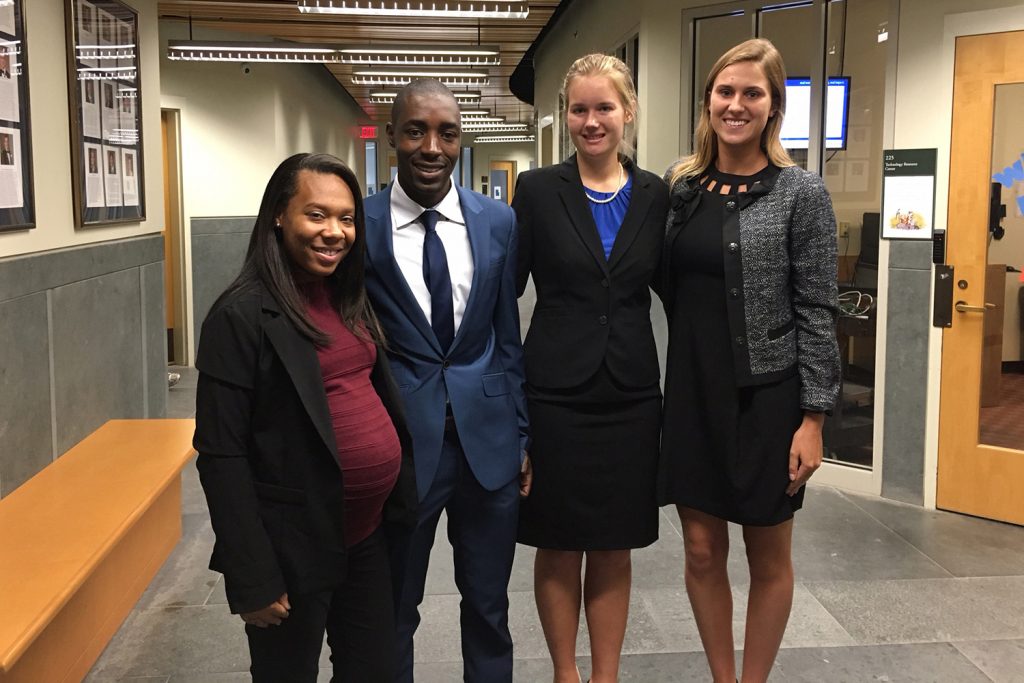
xmin=360 ymin=126 xmax=378 ymax=139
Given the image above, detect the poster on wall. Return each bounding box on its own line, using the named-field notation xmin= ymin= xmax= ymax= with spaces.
xmin=881 ymin=148 xmax=937 ymax=241
xmin=0 ymin=0 xmax=36 ymax=230
xmin=66 ymin=0 xmax=145 ymax=227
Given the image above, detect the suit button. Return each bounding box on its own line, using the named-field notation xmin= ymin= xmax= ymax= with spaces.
xmin=735 ymin=336 xmax=745 ymax=346
xmin=598 ymin=315 xmax=608 ymax=325
xmin=601 ymin=278 xmax=609 ymax=288
xmin=442 ymin=359 xmax=451 ymax=369
xmin=727 ymin=242 xmax=739 ymax=254
xmin=726 ymin=200 xmax=737 ymax=211
xmin=729 ymin=288 xmax=740 ymax=298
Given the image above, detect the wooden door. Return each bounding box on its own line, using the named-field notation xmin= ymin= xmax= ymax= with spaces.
xmin=489 ymin=160 xmax=516 ymax=205
xmin=937 ymin=30 xmax=1024 ymax=525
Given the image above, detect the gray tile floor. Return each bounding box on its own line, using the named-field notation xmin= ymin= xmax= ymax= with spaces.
xmin=86 ymin=366 xmax=1024 ymax=681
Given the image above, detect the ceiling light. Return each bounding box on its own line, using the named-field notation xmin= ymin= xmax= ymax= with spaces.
xmin=352 ymin=68 xmax=489 ymax=86
xmin=474 ymin=135 xmax=536 ymax=144
xmin=297 ymin=1 xmax=529 ymax=19
xmin=77 ymin=66 xmax=137 ymax=80
xmin=463 ymin=124 xmax=530 ymax=133
xmin=338 ymin=44 xmax=500 ymax=66
xmin=167 ymin=40 xmax=341 ymax=63
xmin=460 ymin=109 xmax=490 ymax=115
xmin=369 ymin=90 xmax=481 ymax=104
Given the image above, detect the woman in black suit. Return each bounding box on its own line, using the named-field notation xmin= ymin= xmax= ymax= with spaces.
xmin=193 ymin=153 xmax=416 ymax=682
xmin=512 ymin=54 xmax=669 ymax=683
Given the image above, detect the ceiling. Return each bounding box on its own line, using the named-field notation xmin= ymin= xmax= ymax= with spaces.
xmin=157 ymin=0 xmax=563 ymax=125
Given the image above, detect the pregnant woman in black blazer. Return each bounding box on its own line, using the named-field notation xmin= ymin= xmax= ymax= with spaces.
xmin=512 ymin=54 xmax=669 ymax=683
xmin=193 ymin=153 xmax=417 ymax=682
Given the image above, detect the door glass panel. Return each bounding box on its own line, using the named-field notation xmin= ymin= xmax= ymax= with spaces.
xmin=981 ymin=82 xmax=1024 ymax=450
xmin=691 ymin=13 xmax=751 ymax=149
xmin=758 ymin=2 xmax=819 ymax=171
xmin=820 ymin=0 xmax=887 ymax=469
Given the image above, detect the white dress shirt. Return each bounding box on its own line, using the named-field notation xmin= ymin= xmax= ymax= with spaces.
xmin=389 ymin=179 xmax=475 ymax=334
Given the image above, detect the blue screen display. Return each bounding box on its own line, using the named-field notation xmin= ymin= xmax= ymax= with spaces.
xmin=779 ymin=77 xmax=850 ymax=150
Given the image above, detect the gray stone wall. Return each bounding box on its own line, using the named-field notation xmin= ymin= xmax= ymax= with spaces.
xmin=0 ymin=235 xmax=167 ymax=497
xmin=882 ymin=241 xmax=933 ymax=505
xmin=191 ymin=217 xmax=252 ymax=341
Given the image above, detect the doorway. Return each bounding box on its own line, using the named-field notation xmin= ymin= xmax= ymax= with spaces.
xmin=489 ymin=160 xmax=516 ymax=205
xmin=937 ymin=30 xmax=1024 ymax=525
xmin=160 ymin=109 xmax=186 ymax=366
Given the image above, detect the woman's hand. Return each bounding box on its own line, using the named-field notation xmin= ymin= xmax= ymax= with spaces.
xmin=786 ymin=412 xmax=825 ymax=496
xmin=519 ymin=453 xmax=533 ymax=498
xmin=241 ymin=593 xmax=291 ymax=628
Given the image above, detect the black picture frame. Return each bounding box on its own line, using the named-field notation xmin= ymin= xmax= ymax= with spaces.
xmin=0 ymin=0 xmax=36 ymax=231
xmin=65 ymin=0 xmax=145 ymax=227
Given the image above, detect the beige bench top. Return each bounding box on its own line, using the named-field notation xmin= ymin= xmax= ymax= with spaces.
xmin=0 ymin=419 xmax=196 ymax=673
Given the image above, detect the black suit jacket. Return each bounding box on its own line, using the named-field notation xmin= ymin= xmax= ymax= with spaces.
xmin=192 ymin=283 xmax=417 ymax=614
xmin=513 ymin=156 xmax=670 ymax=390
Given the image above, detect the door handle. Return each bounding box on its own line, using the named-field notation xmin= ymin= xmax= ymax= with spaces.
xmin=954 ymin=301 xmax=996 ymax=313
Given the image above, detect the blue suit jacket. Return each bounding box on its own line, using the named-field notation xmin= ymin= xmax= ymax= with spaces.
xmin=364 ymin=183 xmax=529 ymax=500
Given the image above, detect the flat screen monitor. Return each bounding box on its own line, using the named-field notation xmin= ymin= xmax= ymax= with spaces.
xmin=779 ymin=77 xmax=850 ymax=150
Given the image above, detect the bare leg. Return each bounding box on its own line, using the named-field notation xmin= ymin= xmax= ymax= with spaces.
xmin=535 ymin=549 xmax=585 ymax=683
xmin=678 ymin=506 xmax=735 ymax=683
xmin=739 ymin=520 xmax=794 ymax=683
xmin=582 ymin=549 xmax=631 ymax=683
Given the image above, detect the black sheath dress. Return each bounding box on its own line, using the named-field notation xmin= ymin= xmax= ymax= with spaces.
xmin=658 ymin=167 xmax=805 ymax=526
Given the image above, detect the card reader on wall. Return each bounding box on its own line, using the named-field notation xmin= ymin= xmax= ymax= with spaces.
xmin=932 ymin=229 xmax=946 ymax=265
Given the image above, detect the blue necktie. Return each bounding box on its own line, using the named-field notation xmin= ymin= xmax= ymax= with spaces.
xmin=420 ymin=210 xmax=455 ymax=351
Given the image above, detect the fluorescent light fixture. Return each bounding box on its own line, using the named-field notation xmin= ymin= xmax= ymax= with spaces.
xmin=462 ymin=122 xmax=528 ymax=130
xmin=297 ymin=1 xmax=529 ymax=19
xmin=352 ymin=68 xmax=489 ymax=86
xmin=337 ymin=44 xmax=500 ymax=66
xmin=0 ymin=39 xmax=20 ymax=58
xmin=370 ymin=90 xmax=481 ymax=104
xmin=461 ymin=116 xmax=504 ymax=122
xmin=168 ymin=40 xmax=341 ymax=63
xmin=460 ymin=109 xmax=490 ymax=115
xmin=474 ymin=135 xmax=535 ymax=143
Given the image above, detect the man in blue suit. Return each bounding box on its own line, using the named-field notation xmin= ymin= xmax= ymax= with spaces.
xmin=363 ymin=79 xmax=531 ymax=683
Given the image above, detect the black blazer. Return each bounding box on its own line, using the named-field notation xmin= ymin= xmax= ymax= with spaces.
xmin=513 ymin=156 xmax=670 ymax=390
xmin=192 ymin=283 xmax=417 ymax=614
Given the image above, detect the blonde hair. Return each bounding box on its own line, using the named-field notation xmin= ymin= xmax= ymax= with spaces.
xmin=562 ymin=53 xmax=638 ymax=158
xmin=670 ymin=38 xmax=794 ymax=188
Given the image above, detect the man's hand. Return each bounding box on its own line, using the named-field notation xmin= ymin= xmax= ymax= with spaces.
xmin=519 ymin=453 xmax=533 ymax=497
xmin=241 ymin=593 xmax=291 ymax=628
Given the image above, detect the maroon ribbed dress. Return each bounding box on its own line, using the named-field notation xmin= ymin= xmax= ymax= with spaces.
xmin=302 ymin=281 xmax=402 ymax=547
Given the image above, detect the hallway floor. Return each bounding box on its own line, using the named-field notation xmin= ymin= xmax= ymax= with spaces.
xmin=85 ymin=367 xmax=1024 ymax=682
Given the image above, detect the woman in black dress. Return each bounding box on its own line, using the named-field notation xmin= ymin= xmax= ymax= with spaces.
xmin=513 ymin=54 xmax=669 ymax=683
xmin=660 ymin=39 xmax=840 ymax=683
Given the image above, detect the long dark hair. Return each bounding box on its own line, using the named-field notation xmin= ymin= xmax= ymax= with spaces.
xmin=214 ymin=153 xmax=383 ymax=347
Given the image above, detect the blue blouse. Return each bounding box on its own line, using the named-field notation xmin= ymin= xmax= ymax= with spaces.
xmin=584 ymin=171 xmax=633 ymax=260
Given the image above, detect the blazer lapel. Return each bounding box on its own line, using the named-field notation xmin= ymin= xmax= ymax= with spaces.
xmin=260 ymin=294 xmax=339 ymax=464
xmin=607 ymin=163 xmax=654 ymax=271
xmin=365 ymin=188 xmax=441 ymax=353
xmin=449 ymin=185 xmax=487 ymax=355
xmin=558 ymin=157 xmax=609 ymax=276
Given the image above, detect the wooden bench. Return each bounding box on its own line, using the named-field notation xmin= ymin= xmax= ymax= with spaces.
xmin=0 ymin=419 xmax=196 ymax=683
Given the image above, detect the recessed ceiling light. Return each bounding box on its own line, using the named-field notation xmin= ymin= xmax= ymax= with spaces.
xmin=352 ymin=68 xmax=489 ymax=86
xmin=337 ymin=44 xmax=500 ymax=66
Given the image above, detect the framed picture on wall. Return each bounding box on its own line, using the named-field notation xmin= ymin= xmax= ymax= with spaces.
xmin=0 ymin=0 xmax=36 ymax=231
xmin=65 ymin=0 xmax=145 ymax=227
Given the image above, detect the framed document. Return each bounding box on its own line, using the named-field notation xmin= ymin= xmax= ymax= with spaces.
xmin=0 ymin=0 xmax=35 ymax=231
xmin=66 ymin=0 xmax=145 ymax=227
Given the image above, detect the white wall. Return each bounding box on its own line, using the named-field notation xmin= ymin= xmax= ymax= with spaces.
xmin=0 ymin=0 xmax=164 ymax=258
xmin=159 ymin=22 xmax=368 ymax=218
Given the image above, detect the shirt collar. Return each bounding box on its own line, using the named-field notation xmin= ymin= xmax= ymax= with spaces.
xmin=391 ymin=177 xmax=465 ymax=230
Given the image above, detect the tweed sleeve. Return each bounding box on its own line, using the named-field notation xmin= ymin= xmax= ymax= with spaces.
xmin=789 ymin=172 xmax=841 ymax=412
